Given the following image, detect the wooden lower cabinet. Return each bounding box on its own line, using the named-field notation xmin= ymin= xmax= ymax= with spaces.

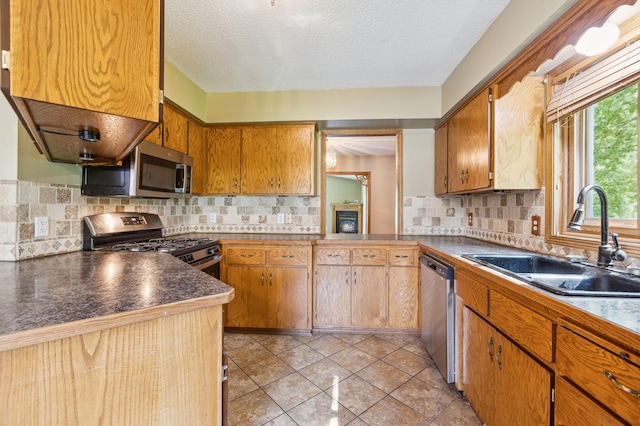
xmin=462 ymin=307 xmax=551 ymax=425
xmin=223 ymin=244 xmax=311 ymax=331
xmin=313 ymin=244 xmax=419 ymax=331
xmin=556 ymin=323 xmax=640 ymax=424
xmin=555 ymin=377 xmax=625 ymax=426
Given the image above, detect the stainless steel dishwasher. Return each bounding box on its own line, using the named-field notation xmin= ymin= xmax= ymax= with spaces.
xmin=420 ymin=254 xmax=455 ymax=383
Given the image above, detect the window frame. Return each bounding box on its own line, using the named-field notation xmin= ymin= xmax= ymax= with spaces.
xmin=547 ymin=82 xmax=640 ymax=256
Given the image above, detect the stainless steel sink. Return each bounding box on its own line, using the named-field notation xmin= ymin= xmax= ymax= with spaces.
xmin=462 ymin=254 xmax=640 ymax=297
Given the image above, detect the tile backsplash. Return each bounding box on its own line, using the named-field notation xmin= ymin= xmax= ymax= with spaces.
xmin=1 ymin=179 xmax=637 ymax=266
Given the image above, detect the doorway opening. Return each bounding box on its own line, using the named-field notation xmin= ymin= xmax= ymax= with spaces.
xmin=320 ymin=129 xmax=403 ymax=235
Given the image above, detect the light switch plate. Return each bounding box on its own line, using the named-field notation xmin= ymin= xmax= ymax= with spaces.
xmin=277 ymin=213 xmax=285 ymax=224
xmin=209 ymin=213 xmax=217 ymax=223
xmin=467 ymin=212 xmax=473 ymax=227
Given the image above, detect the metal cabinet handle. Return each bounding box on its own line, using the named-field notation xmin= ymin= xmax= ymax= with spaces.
xmin=603 ymin=370 xmax=640 ymax=397
xmin=395 ymin=255 xmax=409 ymax=258
xmin=240 ymin=253 xmax=255 ymax=258
xmin=269 ymin=272 xmax=272 ymax=286
xmin=353 ymin=270 xmax=357 ymax=285
xmin=281 ymin=255 xmax=294 ymax=258
xmin=278 ymin=176 xmax=281 ymax=189
xmin=345 ymin=270 xmax=349 ymax=284
xmin=465 ymin=168 xmax=470 ymax=183
xmin=165 ymin=127 xmax=170 ymax=142
xmin=270 ymin=177 xmax=275 ymax=188
xmin=363 ymin=254 xmax=376 ymax=258
xmin=233 ymin=177 xmax=239 ymax=189
xmin=261 ymin=272 xmax=264 ymax=286
xmin=460 ymin=170 xmax=465 ymax=184
xmin=496 ymin=345 xmax=503 ymax=370
xmin=443 ymin=175 xmax=447 ymax=189
xmin=488 ymin=337 xmax=494 ymax=361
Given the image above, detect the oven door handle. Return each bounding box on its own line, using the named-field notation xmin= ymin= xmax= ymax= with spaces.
xmin=194 ymin=254 xmax=223 ymax=271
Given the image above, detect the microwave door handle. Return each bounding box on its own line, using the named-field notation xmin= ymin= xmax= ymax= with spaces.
xmin=175 ymin=163 xmax=185 ymax=193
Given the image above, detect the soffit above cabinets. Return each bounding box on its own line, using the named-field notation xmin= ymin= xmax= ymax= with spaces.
xmin=165 ymin=0 xmax=510 ymax=93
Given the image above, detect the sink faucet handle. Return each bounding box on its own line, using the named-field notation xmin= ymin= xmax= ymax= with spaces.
xmin=611 ymin=233 xmax=628 ymax=262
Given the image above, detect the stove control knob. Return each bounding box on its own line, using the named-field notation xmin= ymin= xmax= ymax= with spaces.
xmin=208 ymin=247 xmax=219 ymax=255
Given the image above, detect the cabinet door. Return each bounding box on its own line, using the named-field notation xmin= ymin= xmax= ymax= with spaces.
xmin=188 ymin=121 xmax=207 ymax=194
xmin=163 ymin=104 xmax=188 ymax=154
xmin=207 ymin=127 xmax=241 ymax=194
xmin=388 ymin=266 xmax=419 ymax=329
xmin=276 ymin=126 xmax=314 ymax=195
xmin=351 ymin=266 xmax=387 ymax=328
xmin=242 ymin=127 xmax=278 ymax=194
xmin=448 ymin=90 xmax=491 ymax=193
xmin=494 ymin=331 xmax=551 ymax=425
xmin=314 ymin=265 xmax=351 ymax=327
xmin=434 ymin=123 xmax=448 ymax=195
xmin=144 ymin=123 xmax=163 ymax=146
xmin=462 ymin=308 xmax=496 ymax=426
xmin=9 ymin=0 xmax=161 ymax=121
xmin=225 ymin=266 xmax=268 ymax=328
xmin=268 ymin=267 xmax=309 ymax=330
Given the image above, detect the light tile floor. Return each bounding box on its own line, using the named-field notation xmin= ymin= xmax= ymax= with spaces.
xmin=226 ymin=332 xmax=481 ymax=425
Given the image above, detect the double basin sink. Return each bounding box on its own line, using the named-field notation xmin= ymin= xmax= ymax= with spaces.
xmin=462 ymin=253 xmax=640 ymax=297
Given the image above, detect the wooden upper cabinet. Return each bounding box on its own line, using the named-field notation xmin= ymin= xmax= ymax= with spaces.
xmin=276 ymin=126 xmax=315 ymax=194
xmin=188 ymin=121 xmax=208 ymax=195
xmin=434 ymin=123 xmax=448 ymax=196
xmin=163 ymin=104 xmax=188 ymax=154
xmin=242 ymin=127 xmax=279 ymax=194
xmin=439 ymin=76 xmax=544 ymax=196
xmin=241 ymin=123 xmax=316 ymax=195
xmin=207 ymin=127 xmax=242 ymax=195
xmin=1 ymin=0 xmax=162 ymax=164
xmin=144 ymin=123 xmax=163 ymax=146
xmin=447 ymin=89 xmax=491 ymax=194
xmin=493 ymin=75 xmax=544 ymax=190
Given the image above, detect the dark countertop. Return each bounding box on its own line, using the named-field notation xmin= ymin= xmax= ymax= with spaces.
xmin=412 ymin=236 xmax=640 ymax=339
xmin=0 ymin=251 xmax=233 ymax=349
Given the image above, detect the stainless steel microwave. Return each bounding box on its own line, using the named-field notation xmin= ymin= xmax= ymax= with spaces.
xmin=81 ymin=141 xmax=193 ymax=198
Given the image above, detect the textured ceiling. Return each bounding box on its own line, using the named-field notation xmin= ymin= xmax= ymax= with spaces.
xmin=327 ymin=136 xmax=396 ymax=157
xmin=165 ymin=0 xmax=511 ymax=93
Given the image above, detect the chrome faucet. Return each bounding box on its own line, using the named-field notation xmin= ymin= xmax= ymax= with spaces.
xmin=567 ymin=184 xmax=627 ymax=268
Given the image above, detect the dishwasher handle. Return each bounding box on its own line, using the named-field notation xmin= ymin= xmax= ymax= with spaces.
xmin=420 ymin=254 xmax=454 ymax=280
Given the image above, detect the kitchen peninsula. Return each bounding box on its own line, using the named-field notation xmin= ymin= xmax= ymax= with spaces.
xmin=0 ymin=251 xmax=234 ymax=425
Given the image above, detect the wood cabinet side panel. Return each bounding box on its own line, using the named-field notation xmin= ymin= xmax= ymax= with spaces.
xmin=0 ymin=306 xmax=222 ymax=425
xmin=493 ymin=76 xmax=544 ymax=190
xmin=207 ymin=127 xmax=242 ymax=194
xmin=434 ymin=124 xmax=448 ymax=195
xmin=10 ymin=0 xmax=160 ymax=121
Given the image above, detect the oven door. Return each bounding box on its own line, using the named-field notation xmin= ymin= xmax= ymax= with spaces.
xmin=193 ymin=254 xmax=222 ymax=279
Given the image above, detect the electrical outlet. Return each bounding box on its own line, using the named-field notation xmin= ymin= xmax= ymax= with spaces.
xmin=209 ymin=213 xmax=217 ymax=223
xmin=285 ymin=213 xmax=293 ymax=224
xmin=531 ymin=215 xmax=541 ymax=236
xmin=35 ymin=217 xmax=49 ymax=238
xmin=467 ymin=212 xmax=473 ymax=227
xmin=277 ymin=213 xmax=285 ymax=224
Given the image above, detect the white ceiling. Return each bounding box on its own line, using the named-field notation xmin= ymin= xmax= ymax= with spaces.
xmin=165 ymin=0 xmax=511 ymax=93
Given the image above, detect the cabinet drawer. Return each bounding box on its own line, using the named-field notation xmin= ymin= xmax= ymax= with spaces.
xmin=315 ymin=248 xmax=350 ymax=265
xmin=388 ymin=249 xmax=416 ymax=266
xmin=225 ymin=247 xmax=267 ymax=265
xmin=489 ymin=291 xmax=553 ymax=363
xmin=352 ymin=248 xmax=387 ymax=265
xmin=455 ymin=273 xmax=488 ymax=316
xmin=557 ymin=325 xmax=640 ymax=425
xmin=268 ymin=247 xmax=308 ymax=266
xmin=555 ymin=377 xmax=625 ymax=426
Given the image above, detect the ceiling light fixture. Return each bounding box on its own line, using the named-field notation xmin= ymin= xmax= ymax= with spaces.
xmin=575 ymin=22 xmax=620 ymax=57
xmin=326 ymin=150 xmax=337 ymax=169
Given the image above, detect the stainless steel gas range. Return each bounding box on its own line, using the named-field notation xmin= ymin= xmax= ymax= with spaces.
xmin=82 ymin=212 xmax=222 ymax=277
